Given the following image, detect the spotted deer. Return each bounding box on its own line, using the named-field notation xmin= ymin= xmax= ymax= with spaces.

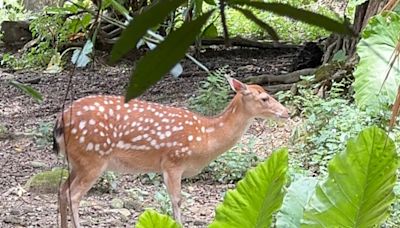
xmin=53 ymin=77 xmax=289 ymax=227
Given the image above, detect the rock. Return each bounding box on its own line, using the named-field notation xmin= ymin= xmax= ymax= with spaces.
xmin=110 ymin=198 xmax=124 ymax=209
xmin=24 ymin=168 xmax=68 ymax=193
xmin=123 ymin=198 xmax=142 ymax=210
xmin=109 ymin=208 xmax=131 ymax=222
xmin=30 ymin=161 xmax=47 ymax=169
xmin=80 ymin=200 xmax=90 ymax=207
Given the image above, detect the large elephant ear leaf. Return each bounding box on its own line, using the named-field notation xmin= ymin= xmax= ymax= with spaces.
xmin=276 ymin=176 xmax=317 ymax=228
xmin=209 ymin=148 xmax=288 ymax=228
xmin=302 ymin=126 xmax=399 ymax=227
xmin=135 ymin=209 xmax=180 ymax=228
xmin=353 ymin=11 xmax=400 ymax=110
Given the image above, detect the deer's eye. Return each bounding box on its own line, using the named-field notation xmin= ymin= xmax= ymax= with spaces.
xmin=261 ymin=97 xmax=269 ymax=103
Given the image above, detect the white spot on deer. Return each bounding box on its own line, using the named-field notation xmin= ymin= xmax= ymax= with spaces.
xmin=89 ymin=106 xmax=96 ymax=111
xmin=161 ymin=118 xmax=169 ymax=123
xmin=132 ymin=135 xmax=142 ymax=142
xmin=116 ymin=105 xmax=121 ymax=111
xmin=109 ymin=100 xmax=114 ymax=104
xmin=76 ymin=111 xmax=82 ymax=116
xmin=104 ymin=114 xmax=108 ymax=120
xmin=124 ymin=115 xmax=129 ymax=121
xmin=165 ymin=131 xmax=171 ymax=137
xmin=219 ymin=122 xmax=224 ymax=127
xmin=79 ymin=121 xmax=86 ymax=130
xmin=138 ymin=108 xmax=144 ymax=112
xmin=104 ymin=100 xmax=109 ymax=105
xmin=89 ymin=119 xmax=96 ymax=125
xmin=113 ymin=132 xmax=117 ymax=138
xmin=83 ymin=106 xmax=89 ymax=111
xmin=95 ymin=144 xmax=100 ymax=151
xmin=98 ymin=106 xmax=105 ymax=112
xmin=131 ymin=122 xmax=137 ymax=127
xmin=94 ymin=128 xmax=99 ymax=133
xmin=100 ymin=131 xmax=105 ymax=137
xmin=107 ymin=138 xmax=111 ymax=144
xmin=193 ymin=115 xmax=198 ymax=120
xmin=86 ymin=143 xmax=94 ymax=151
xmin=82 ymin=129 xmax=88 ymax=135
xmin=138 ymin=126 xmax=143 ymax=131
xmin=187 ymin=150 xmax=192 ymax=156
xmin=124 ymin=103 xmax=129 ymax=108
xmin=79 ymin=136 xmax=85 ymax=143
xmin=206 ymin=127 xmax=215 ymax=133
xmin=154 ymin=122 xmax=159 ymax=127
xmin=159 ymin=134 xmax=165 ymax=140
xmin=196 ymin=136 xmax=202 ymax=141
xmin=109 ymin=109 xmax=114 ymax=116
xmin=71 ymin=128 xmax=78 ymax=134
xmin=188 ymin=135 xmax=193 ymax=141
xmin=157 ymin=126 xmax=162 ymax=131
xmin=116 ymin=140 xmax=124 ymax=149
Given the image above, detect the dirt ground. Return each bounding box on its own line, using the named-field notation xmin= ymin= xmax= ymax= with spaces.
xmin=0 ymin=46 xmax=300 ymax=227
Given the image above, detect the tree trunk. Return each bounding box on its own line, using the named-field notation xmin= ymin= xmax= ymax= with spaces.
xmin=323 ymin=0 xmax=388 ymax=63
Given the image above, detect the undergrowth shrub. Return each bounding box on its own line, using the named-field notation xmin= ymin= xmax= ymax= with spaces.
xmin=277 ymin=80 xmax=391 ymax=175
xmin=222 ymin=0 xmax=339 ymax=42
xmin=1 ymin=3 xmax=92 ymax=69
xmin=189 ymin=68 xmax=231 ymax=116
xmin=197 ymin=150 xmax=259 ymax=184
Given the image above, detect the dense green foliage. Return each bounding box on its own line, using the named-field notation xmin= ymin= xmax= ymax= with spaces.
xmin=223 ymin=0 xmax=339 ymax=43
xmin=209 ymin=149 xmax=288 ymax=228
xmin=189 ymin=69 xmax=231 ymax=116
xmin=353 ymin=11 xmax=400 ymax=111
xmin=138 ymin=128 xmax=399 ymax=227
xmin=303 ymin=126 xmax=398 ymax=227
xmin=2 ymin=3 xmax=92 ymax=69
xmin=278 ymin=81 xmax=390 ymax=174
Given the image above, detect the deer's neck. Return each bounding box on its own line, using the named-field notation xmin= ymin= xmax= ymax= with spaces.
xmin=203 ymin=96 xmax=253 ymax=159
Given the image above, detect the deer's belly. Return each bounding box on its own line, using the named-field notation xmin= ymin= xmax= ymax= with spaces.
xmin=106 ymin=150 xmax=162 ymax=174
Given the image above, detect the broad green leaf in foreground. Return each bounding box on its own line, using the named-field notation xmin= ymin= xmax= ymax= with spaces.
xmin=135 ymin=209 xmax=180 ymax=228
xmin=209 ymin=149 xmax=288 ymax=228
xmin=302 ymin=126 xmax=399 ymax=227
xmin=124 ymin=10 xmax=214 ymax=101
xmin=110 ymin=0 xmax=186 ymax=63
xmin=9 ymin=80 xmax=43 ymax=102
xmin=276 ymin=176 xmax=317 ymax=228
xmin=353 ymin=12 xmax=400 ymax=110
xmin=227 ymin=1 xmax=354 ymax=36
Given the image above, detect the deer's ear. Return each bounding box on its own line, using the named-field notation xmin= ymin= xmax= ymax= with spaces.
xmin=228 ymin=77 xmax=248 ymax=94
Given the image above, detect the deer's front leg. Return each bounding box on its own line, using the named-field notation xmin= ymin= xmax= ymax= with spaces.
xmin=163 ymin=169 xmax=183 ymax=224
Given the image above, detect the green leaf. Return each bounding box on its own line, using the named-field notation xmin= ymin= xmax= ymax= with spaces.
xmin=276 ymin=176 xmax=318 ymax=228
xmin=9 ymin=80 xmax=43 ymax=102
xmin=110 ymin=0 xmax=186 ymax=63
xmin=125 ymin=10 xmax=214 ymax=101
xmin=227 ymin=1 xmax=354 ymax=36
xmin=135 ymin=209 xmax=180 ymax=228
xmin=204 ymin=0 xmax=216 ymax=5
xmin=233 ymin=6 xmax=279 ymax=40
xmin=103 ymin=0 xmax=129 ymax=17
xmin=209 ymin=149 xmax=288 ymax=228
xmin=202 ymin=23 xmax=218 ymax=38
xmin=353 ymin=12 xmax=400 ymax=110
xmin=302 ymin=126 xmax=399 ymax=227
